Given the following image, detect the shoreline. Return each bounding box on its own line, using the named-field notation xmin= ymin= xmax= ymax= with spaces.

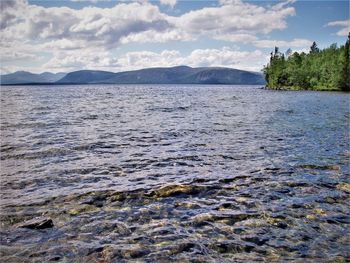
xmin=264 ymin=86 xmax=346 ymax=92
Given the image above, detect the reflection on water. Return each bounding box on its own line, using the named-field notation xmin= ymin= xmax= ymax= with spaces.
xmin=0 ymin=85 xmax=349 ymax=261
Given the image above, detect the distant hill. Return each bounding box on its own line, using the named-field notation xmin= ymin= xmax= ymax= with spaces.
xmin=57 ymin=66 xmax=265 ymax=85
xmin=57 ymin=70 xmax=115 ymax=84
xmin=0 ymin=71 xmax=66 ymax=85
xmin=1 ymin=66 xmax=265 ymax=85
xmin=39 ymin=72 xmax=67 ymax=83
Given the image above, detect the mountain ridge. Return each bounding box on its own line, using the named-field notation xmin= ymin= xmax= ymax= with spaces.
xmin=0 ymin=71 xmax=66 ymax=85
xmin=1 ymin=66 xmax=265 ymax=85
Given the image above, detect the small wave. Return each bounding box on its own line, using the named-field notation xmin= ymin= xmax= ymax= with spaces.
xmin=148 ymin=105 xmax=191 ymax=112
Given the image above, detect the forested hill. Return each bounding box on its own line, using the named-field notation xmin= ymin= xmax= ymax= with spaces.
xmin=57 ymin=66 xmax=265 ymax=85
xmin=1 ymin=66 xmax=265 ymax=85
xmin=263 ymin=34 xmax=350 ymax=91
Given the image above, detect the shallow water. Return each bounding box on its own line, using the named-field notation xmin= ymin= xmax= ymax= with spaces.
xmin=0 ymin=85 xmax=349 ymax=262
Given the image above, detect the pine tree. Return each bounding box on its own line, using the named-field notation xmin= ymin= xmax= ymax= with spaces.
xmin=310 ymin=41 xmax=319 ymax=54
xmin=339 ymin=33 xmax=350 ymax=91
xmin=263 ymin=35 xmax=350 ymax=91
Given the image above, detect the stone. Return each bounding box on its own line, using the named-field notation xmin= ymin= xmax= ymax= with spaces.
xmin=276 ymin=221 xmax=288 ymax=229
xmin=336 ymin=183 xmax=350 ymax=192
xmin=306 ymin=214 xmax=316 ymax=220
xmin=150 ymin=184 xmax=195 ymax=198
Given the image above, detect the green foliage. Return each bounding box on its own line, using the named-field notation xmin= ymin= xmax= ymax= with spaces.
xmin=263 ymin=34 xmax=350 ymax=91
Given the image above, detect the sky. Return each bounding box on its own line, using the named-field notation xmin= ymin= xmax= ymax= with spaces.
xmin=0 ymin=0 xmax=349 ymax=74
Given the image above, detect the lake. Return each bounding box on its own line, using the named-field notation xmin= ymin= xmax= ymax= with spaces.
xmin=0 ymin=85 xmax=349 ymax=262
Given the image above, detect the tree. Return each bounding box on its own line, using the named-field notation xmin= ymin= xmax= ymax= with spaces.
xmin=338 ymin=33 xmax=350 ymax=91
xmin=330 ymin=43 xmax=337 ymax=50
xmin=310 ymin=41 xmax=319 ymax=54
xmin=263 ymin=35 xmax=350 ymax=91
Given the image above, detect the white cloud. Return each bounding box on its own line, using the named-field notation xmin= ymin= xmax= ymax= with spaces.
xmin=41 ymin=39 xmax=86 ymax=50
xmin=120 ymin=28 xmax=194 ymax=43
xmin=253 ymin=38 xmax=312 ymax=49
xmin=213 ymin=33 xmax=258 ymax=43
xmin=117 ymin=50 xmax=181 ymax=69
xmin=327 ymin=19 xmax=350 ymax=36
xmin=175 ymin=0 xmax=295 ymax=39
xmin=184 ymin=47 xmax=266 ymax=72
xmin=218 ymin=0 xmax=242 ymax=5
xmin=42 ymin=48 xmax=115 ymax=72
xmin=70 ymin=0 xmax=99 ymax=3
xmin=1 ymin=1 xmax=173 ymax=50
xmin=0 ymin=0 xmax=296 ymax=49
xmin=0 ymin=0 xmax=298 ymax=72
xmin=0 ymin=40 xmax=43 ymax=66
xmin=327 ymin=20 xmax=350 ymax=27
xmin=160 ymin=0 xmax=176 ymax=8
xmin=0 ymin=0 xmax=27 ymax=30
xmin=0 ymin=51 xmax=37 ymax=62
xmin=271 ymin=0 xmax=296 ymax=11
xmin=41 ymin=46 xmax=267 ymax=73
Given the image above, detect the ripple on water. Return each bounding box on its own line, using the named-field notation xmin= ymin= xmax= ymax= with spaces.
xmin=0 ymin=85 xmax=349 ymax=262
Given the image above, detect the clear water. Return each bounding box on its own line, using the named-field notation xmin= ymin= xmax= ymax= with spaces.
xmin=0 ymin=85 xmax=349 ymax=262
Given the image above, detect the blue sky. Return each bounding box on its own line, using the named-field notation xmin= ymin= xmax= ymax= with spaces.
xmin=1 ymin=0 xmax=349 ymax=74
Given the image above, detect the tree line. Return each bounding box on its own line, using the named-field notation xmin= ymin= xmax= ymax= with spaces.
xmin=263 ymin=33 xmax=350 ymax=91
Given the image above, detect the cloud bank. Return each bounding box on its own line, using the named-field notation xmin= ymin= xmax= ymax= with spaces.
xmin=327 ymin=19 xmax=350 ymax=36
xmin=42 ymin=47 xmax=267 ymax=73
xmin=0 ymin=0 xmax=310 ymax=73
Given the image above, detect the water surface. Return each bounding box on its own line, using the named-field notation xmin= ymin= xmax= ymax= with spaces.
xmin=1 ymin=85 xmax=349 ymax=262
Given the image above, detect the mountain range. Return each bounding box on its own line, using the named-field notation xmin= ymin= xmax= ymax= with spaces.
xmin=0 ymin=66 xmax=265 ymax=85
xmin=0 ymin=71 xmax=66 ymax=85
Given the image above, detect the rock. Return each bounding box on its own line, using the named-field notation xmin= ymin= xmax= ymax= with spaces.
xmin=324 ymin=197 xmax=336 ymax=204
xmin=191 ymin=211 xmax=255 ymax=226
xmin=68 ymin=204 xmax=97 ymax=216
xmin=192 ymin=213 xmax=214 ymax=224
xmin=15 ymin=217 xmax=53 ymax=229
xmin=266 ymin=217 xmax=288 ymax=228
xmin=276 ymin=221 xmax=288 ymax=229
xmin=336 ymin=183 xmax=350 ymax=192
xmin=312 ymin=208 xmax=327 ymax=216
xmin=327 ymin=256 xmax=347 ymax=263
xmin=68 ymin=208 xmax=80 ymax=216
xmin=306 ymin=214 xmax=316 ymax=220
xmin=149 ymin=184 xmax=195 ymax=198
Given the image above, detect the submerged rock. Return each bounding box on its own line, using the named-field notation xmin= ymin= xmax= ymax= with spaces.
xmin=149 ymin=184 xmax=196 ymax=198
xmin=192 ymin=213 xmax=214 ymax=224
xmin=68 ymin=204 xmax=97 ymax=216
xmin=336 ymin=183 xmax=350 ymax=192
xmin=15 ymin=217 xmax=53 ymax=229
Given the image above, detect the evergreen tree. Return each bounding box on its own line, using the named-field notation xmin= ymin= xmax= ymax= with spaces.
xmin=338 ymin=33 xmax=350 ymax=91
xmin=263 ymin=35 xmax=350 ymax=91
xmin=310 ymin=41 xmax=319 ymax=54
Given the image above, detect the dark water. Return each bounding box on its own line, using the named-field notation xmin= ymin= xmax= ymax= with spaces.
xmin=0 ymin=85 xmax=349 ymax=262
